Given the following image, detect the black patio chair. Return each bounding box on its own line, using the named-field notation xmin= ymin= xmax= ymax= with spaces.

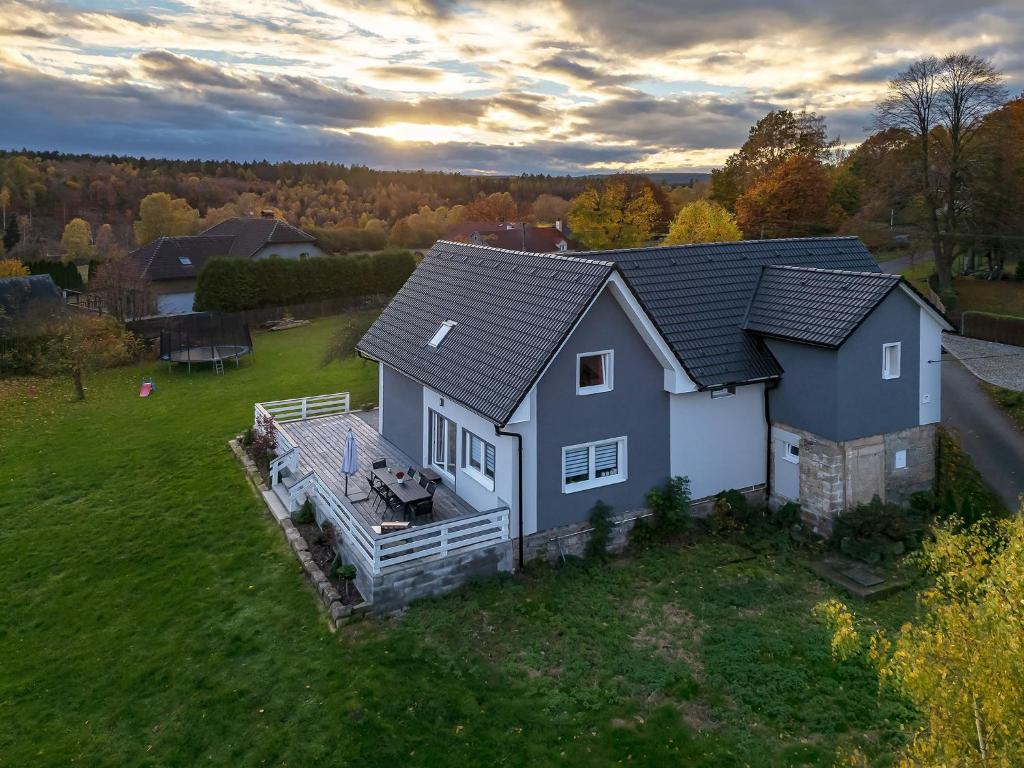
xmin=418 ymin=474 xmax=429 ymax=489
xmin=406 ymin=466 xmax=417 ymax=480
xmin=410 ymin=481 xmax=437 ymax=523
xmin=368 ymin=458 xmax=387 ymax=492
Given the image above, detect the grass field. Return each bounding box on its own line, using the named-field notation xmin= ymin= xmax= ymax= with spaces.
xmin=0 ymin=317 xmax=915 ymax=767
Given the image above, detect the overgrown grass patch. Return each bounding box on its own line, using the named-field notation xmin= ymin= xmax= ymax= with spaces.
xmin=982 ymin=381 xmax=1024 ymax=431
xmin=0 ymin=316 xmax=914 ymax=766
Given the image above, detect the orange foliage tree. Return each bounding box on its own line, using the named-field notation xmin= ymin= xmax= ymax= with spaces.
xmin=734 ymin=156 xmax=836 ymax=239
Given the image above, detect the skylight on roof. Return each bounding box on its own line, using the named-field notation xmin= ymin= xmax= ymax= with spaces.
xmin=428 ymin=320 xmax=456 ymax=348
xmin=178 ymin=256 xmax=193 ymax=266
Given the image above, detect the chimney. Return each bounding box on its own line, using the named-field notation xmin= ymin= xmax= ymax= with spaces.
xmin=554 ymin=218 xmax=562 ymax=232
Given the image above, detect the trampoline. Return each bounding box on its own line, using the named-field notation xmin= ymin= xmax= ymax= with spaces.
xmin=159 ymin=313 xmax=253 ymax=374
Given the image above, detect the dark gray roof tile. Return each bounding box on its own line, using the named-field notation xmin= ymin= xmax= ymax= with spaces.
xmin=357 ymin=240 xmax=613 ymax=424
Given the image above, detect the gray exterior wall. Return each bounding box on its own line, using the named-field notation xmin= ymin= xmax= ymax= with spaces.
xmin=380 ymin=364 xmax=423 ymax=462
xmin=535 ymin=288 xmax=670 ymax=529
xmin=766 ymin=288 xmax=922 ymax=443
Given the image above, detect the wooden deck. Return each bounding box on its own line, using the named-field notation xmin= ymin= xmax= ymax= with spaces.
xmin=277 ymin=411 xmax=479 ymax=534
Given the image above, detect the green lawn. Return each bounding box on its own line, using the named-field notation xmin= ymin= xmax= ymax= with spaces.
xmin=0 ymin=317 xmax=914 ymax=766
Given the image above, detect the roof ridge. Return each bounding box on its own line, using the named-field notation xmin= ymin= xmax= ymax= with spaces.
xmin=562 ymin=235 xmax=862 ymax=258
xmin=432 ymin=239 xmax=614 ymax=268
xmin=767 ymin=265 xmax=898 ymax=278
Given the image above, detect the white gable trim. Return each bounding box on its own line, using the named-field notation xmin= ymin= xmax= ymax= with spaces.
xmin=522 ymin=273 xmax=696 ymax=405
xmin=606 ymin=272 xmax=697 ymax=393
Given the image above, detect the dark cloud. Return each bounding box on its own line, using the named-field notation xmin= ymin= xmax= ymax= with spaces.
xmin=0 ymin=26 xmax=58 ymax=40
xmin=361 ymin=64 xmax=445 ymax=81
xmin=574 ymin=92 xmax=772 ymax=149
xmin=535 ymin=55 xmax=636 ymax=87
xmin=138 ymin=51 xmax=251 ymax=90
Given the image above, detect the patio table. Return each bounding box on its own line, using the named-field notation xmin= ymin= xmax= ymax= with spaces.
xmin=372 ymin=467 xmax=430 ymax=519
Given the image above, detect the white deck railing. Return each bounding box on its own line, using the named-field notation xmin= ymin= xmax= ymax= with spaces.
xmin=255 ymin=392 xmax=350 ymax=425
xmin=283 ymin=468 xmax=510 ymax=575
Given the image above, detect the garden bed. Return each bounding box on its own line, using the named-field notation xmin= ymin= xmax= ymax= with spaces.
xmin=294 ymin=520 xmax=364 ymax=606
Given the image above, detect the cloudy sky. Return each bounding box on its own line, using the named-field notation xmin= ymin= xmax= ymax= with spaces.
xmin=1 ymin=0 xmax=1022 ymax=174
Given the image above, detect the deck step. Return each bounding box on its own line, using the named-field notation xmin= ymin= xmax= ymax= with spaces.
xmin=262 ymin=489 xmax=291 ymax=523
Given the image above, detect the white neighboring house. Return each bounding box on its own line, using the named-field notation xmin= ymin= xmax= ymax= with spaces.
xmin=128 ymin=215 xmax=327 ymax=316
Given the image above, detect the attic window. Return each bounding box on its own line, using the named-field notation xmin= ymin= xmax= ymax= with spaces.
xmin=178 ymin=256 xmax=192 ymax=266
xmin=428 ymin=320 xmax=457 ymax=348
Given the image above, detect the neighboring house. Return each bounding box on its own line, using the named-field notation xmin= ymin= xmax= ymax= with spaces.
xmin=444 ymin=221 xmax=569 ymax=252
xmin=357 ymin=237 xmax=952 ymax=562
xmin=128 ymin=215 xmax=326 ymax=315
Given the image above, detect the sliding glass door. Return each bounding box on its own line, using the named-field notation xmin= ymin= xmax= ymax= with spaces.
xmin=429 ymin=409 xmax=457 ymax=477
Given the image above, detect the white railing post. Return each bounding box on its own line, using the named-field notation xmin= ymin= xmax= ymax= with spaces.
xmin=301 ymin=398 xmax=307 ymax=420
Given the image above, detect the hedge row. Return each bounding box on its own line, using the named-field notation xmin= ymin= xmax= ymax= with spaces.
xmin=193 ymin=250 xmax=416 ymax=312
xmin=25 ymin=261 xmax=85 ymax=291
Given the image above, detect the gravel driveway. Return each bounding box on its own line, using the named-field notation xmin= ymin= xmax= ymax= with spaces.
xmin=942 ymin=334 xmax=1024 ymax=392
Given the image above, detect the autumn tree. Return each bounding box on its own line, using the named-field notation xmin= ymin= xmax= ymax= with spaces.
xmin=89 ymin=254 xmax=152 ymax=321
xmin=31 ymin=313 xmax=137 ymax=400
xmin=92 ymin=223 xmax=120 ymax=259
xmin=463 ymin=192 xmax=518 ymax=222
xmin=0 ymin=258 xmax=29 ymax=277
xmin=388 ymin=204 xmax=464 ymax=248
xmin=530 ymin=193 xmax=569 ymax=224
xmin=664 ymin=200 xmax=742 ymax=245
xmin=816 ymin=514 xmax=1024 ymax=767
xmin=133 ymin=192 xmax=199 ymax=245
xmin=567 ymin=182 xmax=661 ymax=250
xmin=60 ymin=218 xmax=93 ymax=263
xmin=711 ymin=110 xmax=837 ymax=211
xmin=734 ymin=155 xmax=835 ymax=239
xmin=875 ymin=53 xmax=1007 ymax=290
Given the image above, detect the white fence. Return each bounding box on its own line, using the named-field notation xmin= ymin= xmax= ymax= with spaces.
xmin=254 ymin=392 xmax=350 ymax=425
xmin=282 ymin=467 xmax=509 ymax=575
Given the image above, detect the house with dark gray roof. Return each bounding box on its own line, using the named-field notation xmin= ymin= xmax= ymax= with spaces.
xmin=356 ymin=236 xmax=951 ymax=561
xmin=128 ymin=215 xmax=326 ymax=315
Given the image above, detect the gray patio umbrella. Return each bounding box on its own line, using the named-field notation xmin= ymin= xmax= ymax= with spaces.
xmin=341 ymin=427 xmax=359 ymax=497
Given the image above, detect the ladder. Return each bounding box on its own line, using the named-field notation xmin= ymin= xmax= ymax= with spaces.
xmin=213 ymin=358 xmax=225 ymax=376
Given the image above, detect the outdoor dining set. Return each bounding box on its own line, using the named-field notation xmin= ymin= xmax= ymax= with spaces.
xmin=367 ymin=459 xmax=440 ymax=524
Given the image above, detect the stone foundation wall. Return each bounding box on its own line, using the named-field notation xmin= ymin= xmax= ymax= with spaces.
xmin=520 ymin=485 xmax=766 ymax=566
xmin=771 ymin=422 xmax=937 ymax=536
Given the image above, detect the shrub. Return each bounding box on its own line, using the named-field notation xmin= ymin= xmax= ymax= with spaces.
xmin=1016 ymin=259 xmax=1024 ymax=282
xmin=585 ymin=500 xmax=614 ymax=560
xmin=241 ymin=427 xmax=254 ymax=447
xmin=830 ymin=496 xmax=929 ymax=564
xmin=646 ymin=476 xmax=692 ymax=536
xmin=194 ymin=250 xmax=415 ymax=312
xmin=294 ymin=498 xmax=315 ymax=525
xmin=248 ymin=412 xmax=277 ymax=479
xmin=708 ymin=488 xmax=751 ymax=534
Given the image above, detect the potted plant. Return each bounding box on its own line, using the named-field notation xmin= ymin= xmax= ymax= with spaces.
xmin=395 ymin=470 xmax=406 ymax=485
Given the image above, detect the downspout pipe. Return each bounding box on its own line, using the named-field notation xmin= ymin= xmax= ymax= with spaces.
xmin=763 ymin=379 xmax=779 ymax=505
xmin=495 ymin=424 xmax=524 ymax=571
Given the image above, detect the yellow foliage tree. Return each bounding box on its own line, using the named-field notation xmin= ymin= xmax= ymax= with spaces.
xmin=133 ymin=192 xmax=199 ymax=245
xmin=815 ymin=515 xmax=1024 ymax=767
xmin=566 ymin=182 xmax=661 ymax=250
xmin=0 ymin=258 xmax=29 ymax=277
xmin=664 ymin=200 xmax=742 ymax=245
xmin=60 ymin=218 xmax=93 ymax=263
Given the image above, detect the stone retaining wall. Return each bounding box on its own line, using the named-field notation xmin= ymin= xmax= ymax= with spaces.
xmin=520 ymin=485 xmax=766 ymax=566
xmin=230 ymin=438 xmax=371 ymax=627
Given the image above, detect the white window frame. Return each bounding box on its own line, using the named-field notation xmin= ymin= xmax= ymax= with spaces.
xmin=428 ymin=320 xmax=457 ymax=348
xmin=894 ymin=449 xmax=908 ymax=470
xmin=428 ymin=409 xmax=457 ymax=480
xmin=882 ymin=342 xmax=901 ymax=380
xmin=576 ymin=350 xmax=614 ymax=395
xmin=783 ymin=441 xmax=800 ymax=464
xmin=561 ymin=436 xmax=628 ymax=494
xmin=462 ymin=429 xmax=496 ymax=491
